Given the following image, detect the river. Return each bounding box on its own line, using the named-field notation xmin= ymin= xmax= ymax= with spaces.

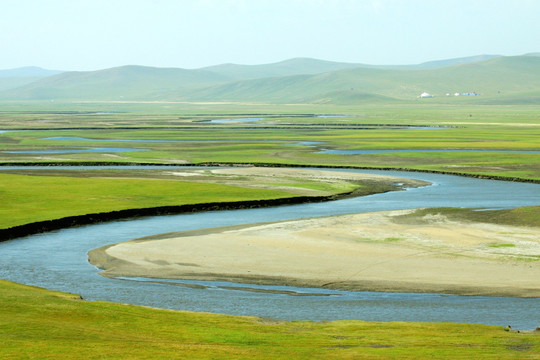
xmin=0 ymin=167 xmax=539 ymax=329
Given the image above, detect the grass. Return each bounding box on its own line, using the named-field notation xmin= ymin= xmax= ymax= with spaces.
xmin=489 ymin=243 xmax=517 ymax=248
xmin=0 ymin=172 xmax=295 ymax=229
xmin=2 ymin=103 xmax=539 ymax=180
xmin=0 ymin=168 xmax=374 ymax=230
xmin=1 ymin=101 xmax=539 ymax=358
xmin=394 ymin=206 xmax=540 ymax=228
xmin=384 ymin=237 xmax=403 ymax=242
xmin=262 ymin=180 xmax=358 ymax=193
xmin=1 ymin=279 xmax=538 ymax=359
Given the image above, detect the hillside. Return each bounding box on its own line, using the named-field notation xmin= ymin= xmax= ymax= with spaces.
xmin=416 ymin=54 xmax=500 ymax=69
xmin=0 ymin=66 xmax=63 ymax=78
xmin=2 ymin=55 xmax=540 ymax=104
xmin=0 ymin=77 xmax=42 ymax=91
xmin=202 ymin=57 xmax=367 ymax=80
xmin=2 ymin=65 xmax=230 ymax=100
xmin=187 ymin=56 xmax=540 ymax=102
xmin=0 ymin=66 xmax=65 ymax=92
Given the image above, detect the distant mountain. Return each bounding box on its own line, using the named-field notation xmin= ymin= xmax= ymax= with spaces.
xmin=416 ymin=54 xmax=500 ymax=69
xmin=0 ymin=66 xmax=63 ymax=78
xmin=2 ymin=65 xmax=230 ymax=100
xmin=202 ymin=58 xmax=367 ymax=80
xmin=2 ymin=55 xmax=540 ymax=104
xmin=202 ymin=55 xmax=504 ymax=78
xmin=0 ymin=66 xmax=65 ymax=92
xmin=186 ymin=56 xmax=540 ymax=103
xmin=0 ymin=77 xmax=41 ymax=91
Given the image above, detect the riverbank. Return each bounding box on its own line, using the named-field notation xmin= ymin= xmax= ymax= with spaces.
xmin=3 ymin=280 xmax=538 ymax=359
xmin=0 ymin=167 xmax=427 ymax=241
xmin=2 ymin=161 xmax=540 ymax=183
xmin=90 ymin=209 xmax=540 ymax=298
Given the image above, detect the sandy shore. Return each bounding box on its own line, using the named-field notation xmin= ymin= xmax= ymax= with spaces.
xmin=89 ymin=207 xmax=540 ymax=298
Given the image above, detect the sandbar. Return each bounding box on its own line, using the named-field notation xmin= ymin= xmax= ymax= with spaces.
xmin=89 ymin=208 xmax=540 ymax=298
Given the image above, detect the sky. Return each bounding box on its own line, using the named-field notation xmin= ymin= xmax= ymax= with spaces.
xmin=1 ymin=0 xmax=539 ymax=71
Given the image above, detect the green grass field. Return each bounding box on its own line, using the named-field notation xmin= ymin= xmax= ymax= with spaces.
xmin=1 ymin=103 xmax=539 ymax=180
xmin=1 ymin=280 xmax=538 ymax=359
xmin=1 ymin=101 xmax=539 ymax=358
xmin=0 ymin=167 xmax=369 ymax=230
xmin=0 ymin=172 xmax=294 ymax=229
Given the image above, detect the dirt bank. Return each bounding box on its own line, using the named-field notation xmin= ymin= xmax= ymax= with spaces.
xmin=89 ymin=209 xmax=540 ymax=298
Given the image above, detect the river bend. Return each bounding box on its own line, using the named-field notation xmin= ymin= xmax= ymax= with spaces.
xmin=0 ymin=168 xmax=539 ymax=329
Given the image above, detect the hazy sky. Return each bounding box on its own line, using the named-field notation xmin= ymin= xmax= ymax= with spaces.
xmin=1 ymin=0 xmax=538 ymax=71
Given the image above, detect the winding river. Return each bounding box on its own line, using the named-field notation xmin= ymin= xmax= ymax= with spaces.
xmin=1 ymin=167 xmax=539 ymax=329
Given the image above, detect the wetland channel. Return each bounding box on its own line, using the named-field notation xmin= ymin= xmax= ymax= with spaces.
xmin=0 ymin=167 xmax=539 ymax=329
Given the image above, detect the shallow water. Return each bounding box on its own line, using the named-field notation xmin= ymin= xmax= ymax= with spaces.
xmin=41 ymin=136 xmax=287 ymax=143
xmin=321 ymin=149 xmax=540 ymax=155
xmin=2 ymin=147 xmax=147 ymax=154
xmin=207 ymin=117 xmax=264 ymax=124
xmin=0 ymin=168 xmax=539 ymax=329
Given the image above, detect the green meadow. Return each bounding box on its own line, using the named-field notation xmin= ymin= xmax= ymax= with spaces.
xmin=0 ymin=167 xmax=368 ymax=230
xmin=1 ymin=99 xmax=539 ymax=359
xmin=0 ymin=172 xmax=296 ymax=229
xmin=1 ymin=280 xmax=539 ymax=359
xmin=1 ymin=102 xmax=539 ymax=180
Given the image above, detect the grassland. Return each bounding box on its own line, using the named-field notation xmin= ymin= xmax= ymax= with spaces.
xmin=0 ymin=167 xmax=383 ymax=230
xmin=1 ymin=280 xmax=538 ymax=359
xmin=0 ymin=172 xmax=292 ymax=229
xmin=1 ymin=100 xmax=539 ymax=358
xmin=1 ymin=102 xmax=539 ymax=180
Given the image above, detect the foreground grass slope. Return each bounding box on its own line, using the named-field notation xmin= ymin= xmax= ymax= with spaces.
xmin=1 ymin=280 xmax=538 ymax=359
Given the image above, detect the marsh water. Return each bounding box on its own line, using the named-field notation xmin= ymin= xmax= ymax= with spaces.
xmin=0 ymin=168 xmax=539 ymax=329
xmin=321 ymin=149 xmax=540 ymax=155
xmin=5 ymin=131 xmax=540 ymax=155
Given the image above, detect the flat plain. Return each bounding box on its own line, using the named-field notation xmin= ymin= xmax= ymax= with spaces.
xmin=1 ymin=99 xmax=539 ymax=359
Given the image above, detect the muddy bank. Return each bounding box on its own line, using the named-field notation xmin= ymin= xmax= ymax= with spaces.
xmin=1 ymin=161 xmax=539 ymax=184
xmin=0 ymin=193 xmax=357 ymax=241
xmin=89 ymin=209 xmax=540 ymax=298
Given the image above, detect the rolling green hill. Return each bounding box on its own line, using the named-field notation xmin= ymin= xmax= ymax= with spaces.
xmin=2 ymin=65 xmax=230 ymax=100
xmin=188 ymin=56 xmax=540 ymax=103
xmin=0 ymin=77 xmax=42 ymax=91
xmin=202 ymin=57 xmax=368 ymax=80
xmin=0 ymin=66 xmax=63 ymax=78
xmin=2 ymin=55 xmax=540 ymax=104
xmin=415 ymin=54 xmax=499 ymax=69
xmin=0 ymin=66 xmax=64 ymax=92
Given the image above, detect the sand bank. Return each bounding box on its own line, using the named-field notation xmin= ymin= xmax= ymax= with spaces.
xmin=89 ymin=208 xmax=540 ymax=298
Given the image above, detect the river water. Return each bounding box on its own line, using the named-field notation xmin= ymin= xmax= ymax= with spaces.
xmin=321 ymin=149 xmax=540 ymax=155
xmin=0 ymin=168 xmax=539 ymax=329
